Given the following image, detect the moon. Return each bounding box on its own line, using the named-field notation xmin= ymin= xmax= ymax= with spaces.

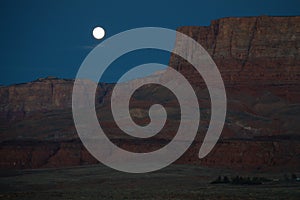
xmin=92 ymin=27 xmax=105 ymax=40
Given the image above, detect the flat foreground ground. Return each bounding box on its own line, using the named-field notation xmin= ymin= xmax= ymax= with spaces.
xmin=0 ymin=164 xmax=299 ymax=200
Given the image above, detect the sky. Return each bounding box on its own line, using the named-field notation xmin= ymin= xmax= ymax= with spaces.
xmin=0 ymin=0 xmax=299 ymax=85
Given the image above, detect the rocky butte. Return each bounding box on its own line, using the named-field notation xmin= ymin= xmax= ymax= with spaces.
xmin=0 ymin=16 xmax=299 ymax=171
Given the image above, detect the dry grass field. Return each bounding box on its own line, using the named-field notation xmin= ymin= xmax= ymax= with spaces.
xmin=1 ymin=164 xmax=299 ymax=200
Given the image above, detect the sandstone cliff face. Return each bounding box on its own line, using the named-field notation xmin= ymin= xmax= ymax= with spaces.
xmin=0 ymin=16 xmax=299 ymax=171
xmin=0 ymin=77 xmax=111 ymax=122
xmin=0 ymin=78 xmax=72 ymax=120
xmin=170 ymin=16 xmax=300 ymax=101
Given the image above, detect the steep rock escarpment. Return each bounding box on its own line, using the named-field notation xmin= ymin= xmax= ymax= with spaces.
xmin=170 ymin=16 xmax=300 ymax=102
xmin=0 ymin=77 xmax=112 ymax=121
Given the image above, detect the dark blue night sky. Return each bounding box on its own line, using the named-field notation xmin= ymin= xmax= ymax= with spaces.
xmin=1 ymin=0 xmax=299 ymax=85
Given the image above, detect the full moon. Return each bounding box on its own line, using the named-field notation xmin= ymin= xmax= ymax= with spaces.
xmin=92 ymin=27 xmax=105 ymax=40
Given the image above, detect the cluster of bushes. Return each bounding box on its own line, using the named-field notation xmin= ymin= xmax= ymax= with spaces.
xmin=211 ymin=173 xmax=299 ymax=185
xmin=283 ymin=173 xmax=299 ymax=182
xmin=211 ymin=176 xmax=271 ymax=185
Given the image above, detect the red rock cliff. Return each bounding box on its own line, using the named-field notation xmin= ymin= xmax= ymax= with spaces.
xmin=170 ymin=16 xmax=300 ymax=101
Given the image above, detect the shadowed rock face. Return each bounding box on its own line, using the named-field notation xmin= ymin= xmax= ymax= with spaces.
xmin=0 ymin=77 xmax=112 ymax=121
xmin=171 ymin=16 xmax=300 ymax=88
xmin=0 ymin=16 xmax=299 ymax=171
